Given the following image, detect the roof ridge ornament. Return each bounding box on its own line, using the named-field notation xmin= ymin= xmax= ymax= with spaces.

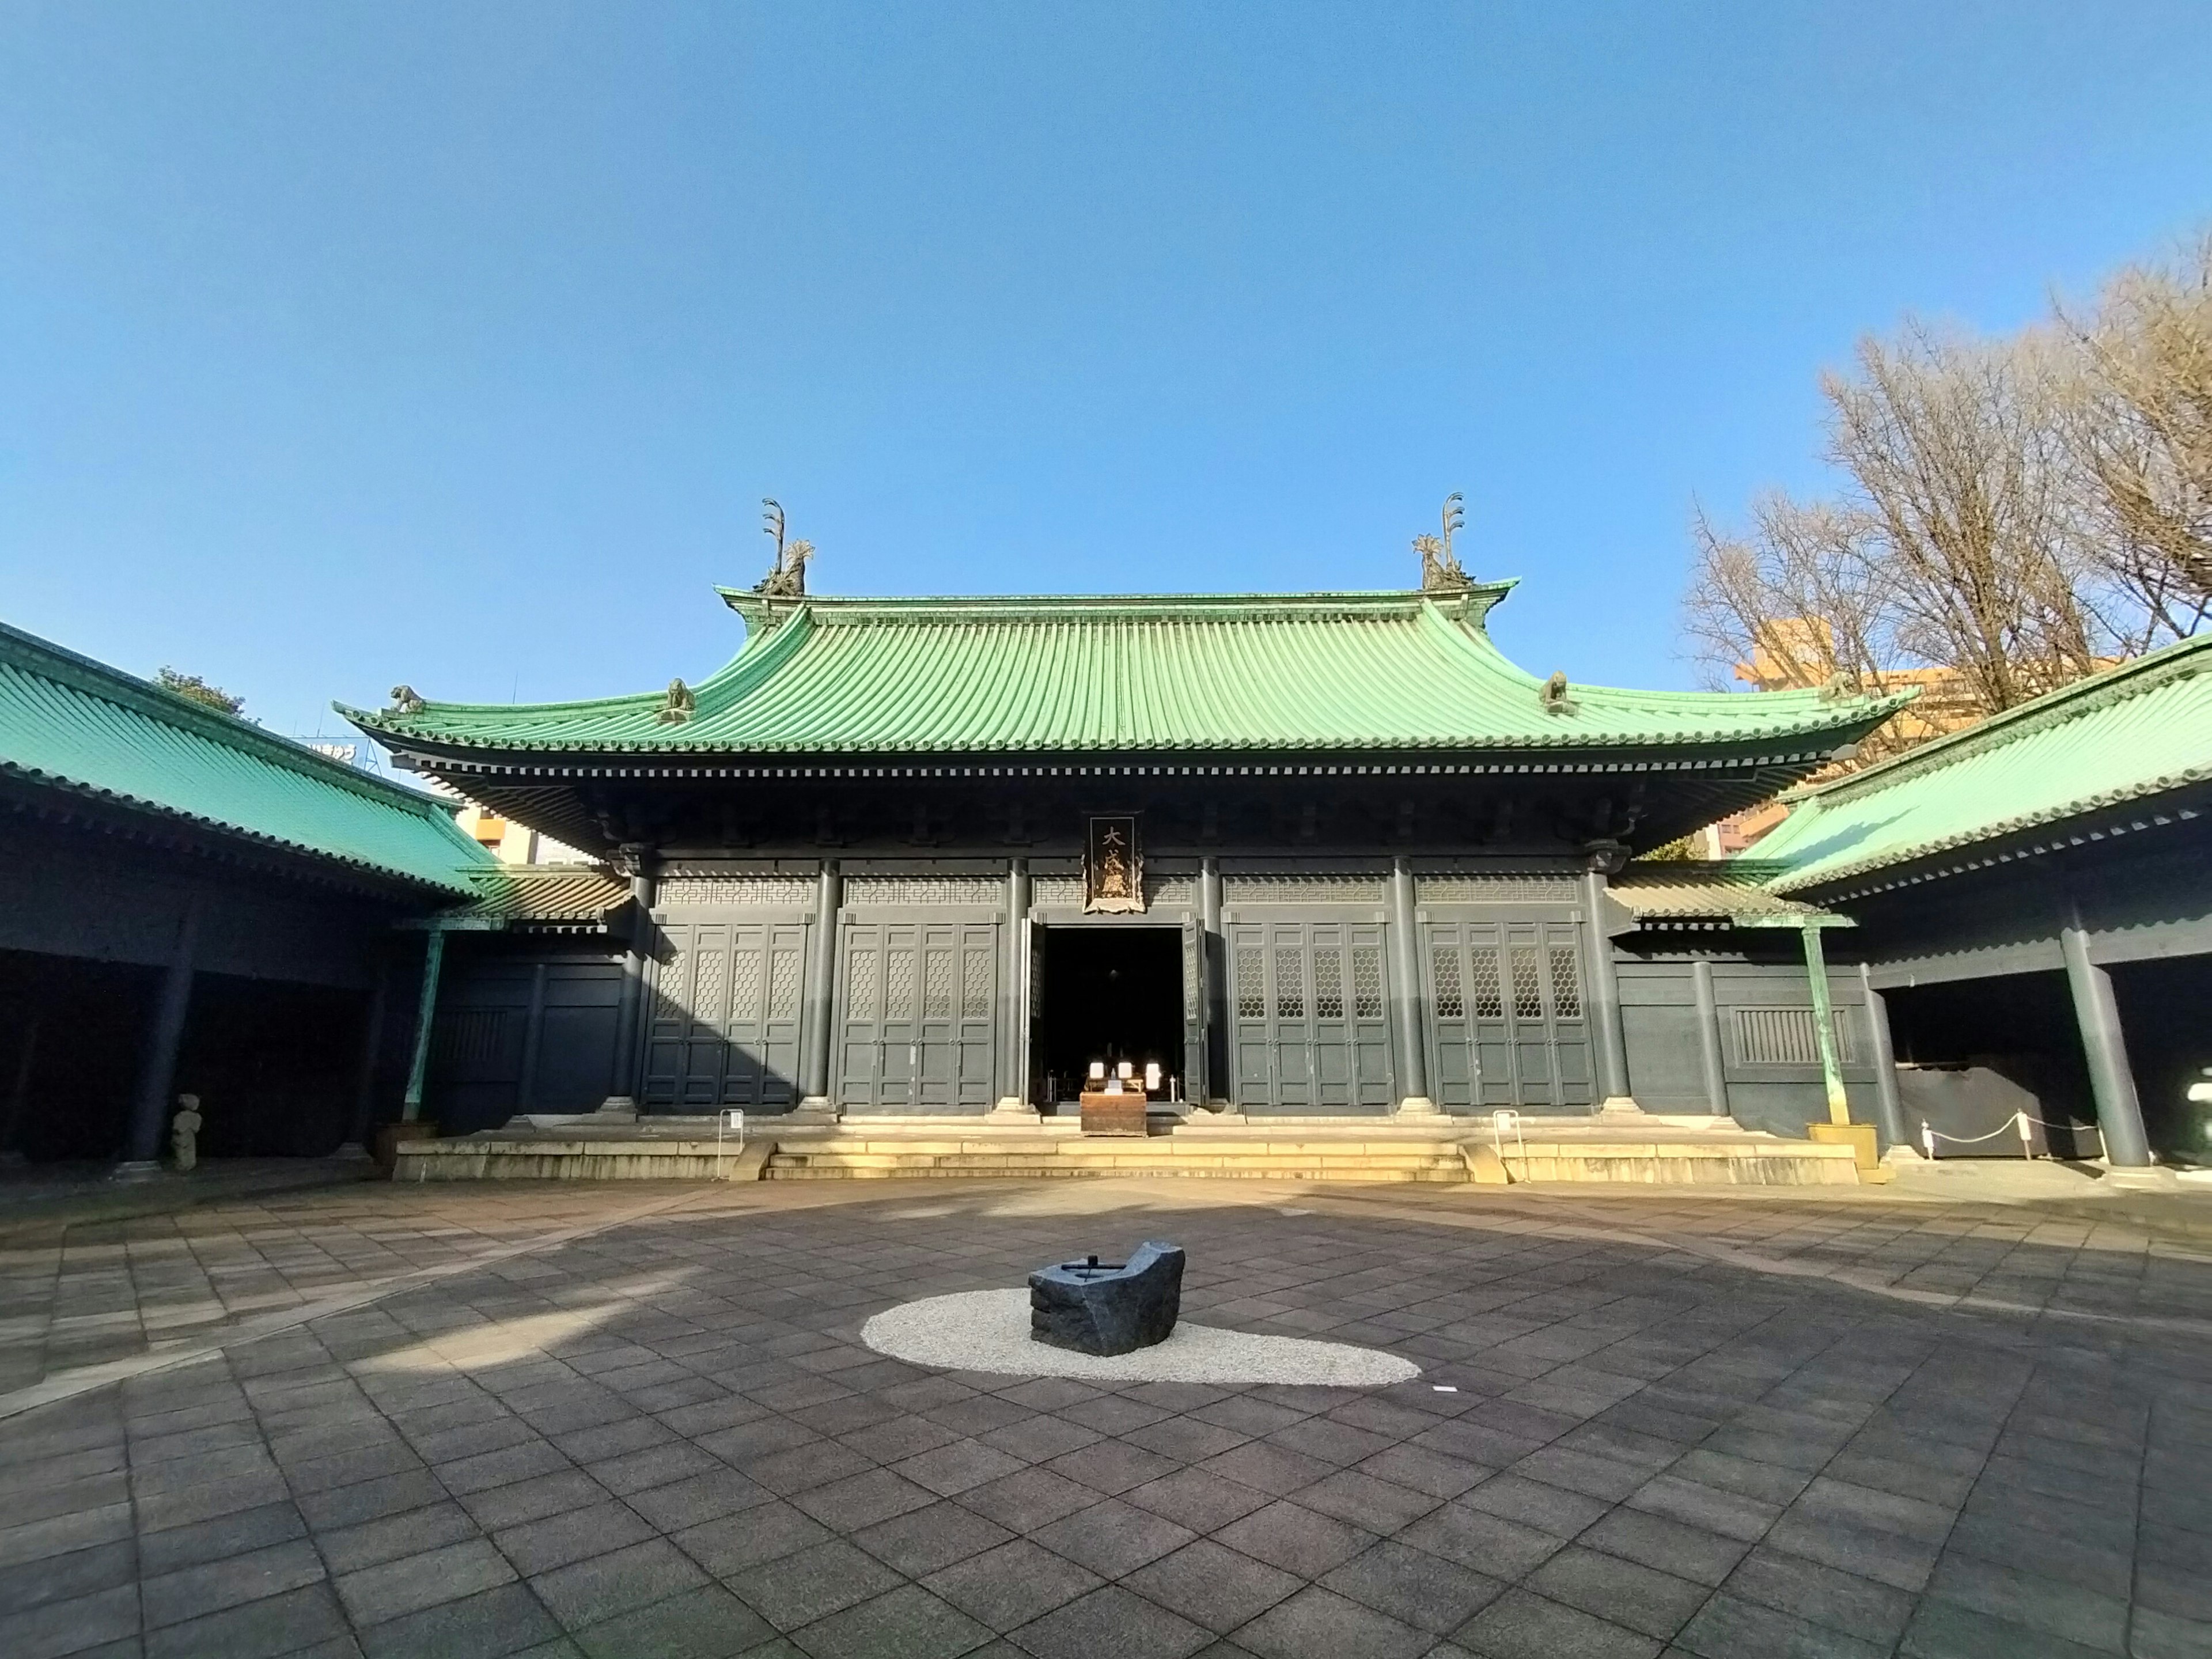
xmin=656 ymin=678 xmax=695 ymax=725
xmin=754 ymin=498 xmax=812 ymax=599
xmin=1416 ymin=493 xmax=1472 ymax=593
xmin=387 ymin=685 xmax=425 ymax=716
xmin=1540 ymin=670 xmax=1580 ymax=716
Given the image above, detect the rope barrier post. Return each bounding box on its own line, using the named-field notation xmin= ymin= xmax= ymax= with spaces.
xmin=1921 ymin=1119 xmax=1936 ymax=1161
xmin=2016 ymin=1109 xmax=2033 ymax=1160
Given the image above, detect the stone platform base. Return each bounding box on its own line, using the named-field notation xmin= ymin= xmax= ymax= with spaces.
xmin=389 ymin=1114 xmax=1862 ymax=1187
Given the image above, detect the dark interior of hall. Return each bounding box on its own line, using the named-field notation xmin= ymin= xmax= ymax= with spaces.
xmin=1034 ymin=926 xmax=1184 ymax=1105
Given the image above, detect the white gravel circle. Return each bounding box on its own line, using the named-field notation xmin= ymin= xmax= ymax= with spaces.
xmin=861 ymin=1289 xmax=1421 ymax=1386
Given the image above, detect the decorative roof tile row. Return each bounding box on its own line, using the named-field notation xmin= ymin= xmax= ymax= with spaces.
xmin=345 ymin=590 xmax=1906 ymax=758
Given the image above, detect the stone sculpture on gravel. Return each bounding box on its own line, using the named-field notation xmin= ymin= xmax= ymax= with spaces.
xmin=1028 ymin=1240 xmax=1184 ymax=1355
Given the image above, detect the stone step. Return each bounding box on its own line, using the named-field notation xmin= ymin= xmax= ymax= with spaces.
xmin=760 ymin=1160 xmax=1469 ymax=1183
xmin=766 ymin=1152 xmax=1466 ymax=1172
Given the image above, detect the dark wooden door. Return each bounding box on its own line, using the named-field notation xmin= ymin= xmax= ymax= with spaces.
xmin=643 ymin=920 xmax=805 ymax=1109
xmin=1425 ymin=920 xmax=1592 ymax=1111
xmin=838 ymin=921 xmax=996 ymax=1112
xmin=1228 ymin=920 xmax=1392 ymax=1114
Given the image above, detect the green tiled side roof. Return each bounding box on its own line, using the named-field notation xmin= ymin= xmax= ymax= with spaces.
xmin=1756 ymin=634 xmax=2212 ymax=893
xmin=1611 ymin=861 xmax=1831 ymax=922
xmin=451 ymin=865 xmax=630 ymax=924
xmin=0 ymin=620 xmax=494 ymax=895
xmin=344 ymin=589 xmax=1906 ymax=756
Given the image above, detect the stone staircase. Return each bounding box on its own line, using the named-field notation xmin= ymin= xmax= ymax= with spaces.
xmin=761 ymin=1134 xmax=1473 ymax=1183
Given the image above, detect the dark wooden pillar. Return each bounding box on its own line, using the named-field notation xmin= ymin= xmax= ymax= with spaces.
xmin=1859 ymin=962 xmax=1909 ymax=1152
xmin=1691 ymin=959 xmax=1728 ymax=1118
xmin=2061 ymin=921 xmax=2152 ymax=1168
xmin=116 ymin=890 xmax=204 ymax=1177
xmin=400 ymin=927 xmax=447 ymax=1123
xmin=600 ymin=846 xmax=656 ymax=1116
xmin=1388 ymin=857 xmax=1436 ymax=1115
xmin=338 ymin=963 xmax=389 ymax=1157
xmin=798 ymin=858 xmax=842 ymax=1113
xmin=516 ymin=961 xmax=550 ymax=1117
xmin=1581 ymin=870 xmax=1635 ymax=1109
xmin=992 ymin=859 xmax=1033 ymax=1116
xmin=1199 ymin=855 xmax=1224 ymax=1104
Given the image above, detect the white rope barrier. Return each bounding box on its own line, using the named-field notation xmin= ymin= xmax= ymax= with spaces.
xmin=1919 ymin=1110 xmax=2093 ymax=1160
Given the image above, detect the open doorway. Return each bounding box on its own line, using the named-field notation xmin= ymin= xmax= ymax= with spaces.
xmin=1034 ymin=927 xmax=1184 ymax=1105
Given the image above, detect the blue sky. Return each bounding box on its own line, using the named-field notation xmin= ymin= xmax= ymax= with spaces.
xmin=3 ymin=2 xmax=2209 ymax=744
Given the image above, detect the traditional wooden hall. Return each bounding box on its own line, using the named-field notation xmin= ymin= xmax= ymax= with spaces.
xmin=335 ymin=537 xmax=1946 ymax=1182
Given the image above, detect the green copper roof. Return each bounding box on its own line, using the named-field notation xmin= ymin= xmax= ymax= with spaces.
xmin=346 ymin=589 xmax=1906 ymax=757
xmin=0 ymin=620 xmax=494 ymax=896
xmin=1756 ymin=633 xmax=2212 ymax=893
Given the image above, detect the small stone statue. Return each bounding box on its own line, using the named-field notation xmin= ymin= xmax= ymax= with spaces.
xmin=387 ymin=684 xmax=425 ymax=715
xmin=169 ymin=1093 xmax=203 ymax=1172
xmin=656 ymin=678 xmax=695 ymax=725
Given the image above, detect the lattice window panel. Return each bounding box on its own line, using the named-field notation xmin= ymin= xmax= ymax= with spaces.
xmin=846 ymin=875 xmax=1002 ymax=906
xmin=923 ymin=949 xmax=954 ymax=1019
xmin=694 ymin=950 xmax=728 ymax=1027
xmin=1235 ymin=949 xmax=1266 ymax=1019
xmin=1510 ymin=948 xmax=1544 ymax=1020
xmin=1734 ymin=1007 xmax=1858 ymax=1066
xmin=1274 ymin=949 xmax=1306 ymax=1020
xmin=1313 ymin=950 xmax=1345 ymax=1020
xmin=768 ymin=949 xmax=801 ymax=1020
xmin=1224 ymin=875 xmax=1387 ymax=903
xmin=884 ymin=950 xmax=915 ymax=1020
xmin=1031 ymin=874 xmax=1084 ymax=908
xmin=1418 ymin=876 xmax=1578 ymax=903
xmin=1431 ymin=949 xmax=1464 ymax=1018
xmin=1547 ymin=945 xmax=1582 ymax=1020
xmin=1351 ymin=948 xmax=1384 ymax=1020
xmin=658 ymin=875 xmax=813 ymax=906
xmin=1469 ymin=949 xmax=1504 ymax=1018
xmin=726 ymin=951 xmax=760 ymax=1023
xmin=961 ymin=948 xmax=993 ymax=1019
xmin=846 ymin=950 xmax=878 ymax=1021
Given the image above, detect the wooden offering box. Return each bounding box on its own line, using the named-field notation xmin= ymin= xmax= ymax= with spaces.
xmin=1079 ymin=1090 xmax=1149 ymax=1136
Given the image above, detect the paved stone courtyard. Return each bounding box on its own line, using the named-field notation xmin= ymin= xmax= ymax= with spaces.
xmin=2 ymin=1175 xmax=2209 ymax=1659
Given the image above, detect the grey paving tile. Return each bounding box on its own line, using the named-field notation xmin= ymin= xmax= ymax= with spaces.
xmin=624 ymin=1467 xmax=774 ymax=1532
xmin=1897 ymin=1595 xmax=2113 ymax=1659
xmin=141 ymin=1539 xmax=327 ymax=1630
xmin=1528 ymin=1546 xmax=1709 ymax=1642
xmin=1033 ymin=1497 xmax=1196 ymax=1578
xmin=728 ymin=1539 xmax=904 ymax=1633
xmin=1926 ymin=1552 xmax=2129 ymax=1653
xmin=1628 ymin=1474 xmax=1783 ymax=1543
xmin=1676 ymin=1589 xmax=1889 ymax=1658
xmin=571 ymin=1583 xmax=772 ymax=1657
xmin=356 ymin=1580 xmax=563 ymax=1659
xmin=1450 ymin=1586 xmax=1662 ymax=1659
xmin=892 ymin=1438 xmax=1029 ymax=1498
xmin=1722 ymin=1545 xmax=1915 ymax=1646
xmin=318 ymin=1501 xmax=480 ymax=1575
xmin=1397 ymin=1502 xmax=1567 ymax=1580
xmin=146 ymin=1581 xmax=351 ymax=1659
xmin=1762 ymin=1510 xmax=1938 ymax=1593
xmin=790 ymin=1584 xmax=994 ymax=1659
xmin=459 ymin=1470 xmax=615 ymax=1533
xmin=496 ymin=1499 xmax=658 ymax=1577
xmin=529 ymin=1536 xmax=709 ymax=1631
xmin=1458 ymin=1472 xmax=1609 ymax=1539
xmin=0 ymin=1583 xmax=139 ymax=1659
xmin=1123 ymin=1469 xmax=1274 ymax=1533
xmin=336 ymin=1536 xmax=517 ymax=1626
xmin=1319 ymin=1538 xmax=1505 ymax=1634
xmin=1044 ymin=1439 xmax=1181 ymax=1497
xmin=955 ymin=1468 xmax=1100 ymax=1533
xmin=1126 ymin=1538 xmax=1304 ymax=1633
xmin=1006 ymin=1583 xmax=1211 ymax=1659
xmin=1229 ymin=1584 xmax=1430 ymax=1659
xmin=1352 ymin=1444 xmax=1491 ymax=1501
xmin=1195 ymin=1443 xmax=1335 ymax=1500
xmin=672 ymin=1502 xmax=834 ymax=1578
xmin=1582 ymin=1509 xmax=1753 ymax=1589
xmin=1213 ymin=1500 xmax=1376 ymax=1580
xmin=923 ymin=1539 xmax=1103 ymax=1633
xmin=1289 ymin=1469 xmax=1440 ymax=1535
